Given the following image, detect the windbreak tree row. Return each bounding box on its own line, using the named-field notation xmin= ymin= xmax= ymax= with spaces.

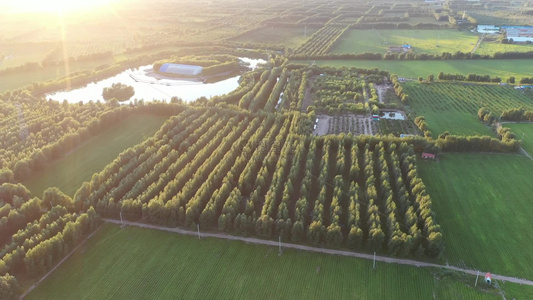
xmin=71 ymin=108 xmax=442 ymax=259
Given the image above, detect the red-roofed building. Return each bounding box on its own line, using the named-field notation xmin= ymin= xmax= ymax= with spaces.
xmin=422 ymin=153 xmax=436 ymax=159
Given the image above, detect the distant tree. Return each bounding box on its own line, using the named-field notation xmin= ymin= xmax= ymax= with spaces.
xmin=102 ymin=83 xmax=135 ymax=102
xmin=43 ymin=187 xmax=74 ymax=211
xmin=427 ymin=74 xmax=434 ymax=82
xmin=0 ymin=169 xmax=14 ymax=184
xmin=0 ymin=273 xmax=20 ymax=300
xmin=13 ymin=160 xmax=30 ymax=181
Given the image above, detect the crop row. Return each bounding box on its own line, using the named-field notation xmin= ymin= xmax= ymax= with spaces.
xmin=294 ymin=25 xmax=349 ymax=56
xmin=403 ymin=82 xmax=533 ymax=115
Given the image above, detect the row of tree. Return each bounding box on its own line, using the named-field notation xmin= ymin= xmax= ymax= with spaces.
xmin=291 ymin=51 xmax=533 ymax=61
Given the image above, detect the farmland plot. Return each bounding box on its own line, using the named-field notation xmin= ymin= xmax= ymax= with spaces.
xmin=402 ymin=82 xmax=533 ymax=135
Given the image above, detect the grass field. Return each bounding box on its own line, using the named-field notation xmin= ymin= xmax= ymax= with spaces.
xmin=332 ymin=29 xmax=478 ymax=55
xmin=22 ymin=114 xmax=168 ymax=197
xmin=504 ymin=123 xmax=533 ymax=155
xmin=402 ymin=82 xmax=533 ymax=136
xmin=418 ymin=154 xmax=533 ymax=280
xmin=311 ymin=59 xmax=533 ymax=80
xmin=0 ymin=58 xmax=116 ymax=93
xmin=26 ymin=223 xmax=505 ymax=300
xmin=475 ymin=41 xmax=533 ymax=56
xmin=231 ymin=27 xmax=318 ymax=49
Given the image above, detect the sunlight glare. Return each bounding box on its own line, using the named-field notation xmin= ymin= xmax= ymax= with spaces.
xmin=6 ymin=0 xmax=115 ymax=13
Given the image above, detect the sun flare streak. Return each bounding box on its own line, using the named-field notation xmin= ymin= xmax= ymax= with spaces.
xmin=6 ymin=0 xmax=115 ymax=13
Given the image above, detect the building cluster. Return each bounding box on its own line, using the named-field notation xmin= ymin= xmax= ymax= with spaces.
xmin=476 ymin=25 xmax=533 ymax=43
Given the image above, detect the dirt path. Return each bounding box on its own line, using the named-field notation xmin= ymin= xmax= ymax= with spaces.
xmin=375 ymin=85 xmax=390 ymax=104
xmin=519 ymin=147 xmax=533 ymax=160
xmin=301 ymin=77 xmax=316 ymax=112
xmin=496 ymin=121 xmax=532 ymax=160
xmin=471 ymin=34 xmax=485 ymax=54
xmin=104 ymin=219 xmax=533 ymax=287
xmin=20 ymin=226 xmax=103 ymax=299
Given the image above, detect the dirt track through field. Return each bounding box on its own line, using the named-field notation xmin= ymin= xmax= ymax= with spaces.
xmin=104 ymin=219 xmax=533 ymax=287
xmin=20 ymin=226 xmax=103 ymax=299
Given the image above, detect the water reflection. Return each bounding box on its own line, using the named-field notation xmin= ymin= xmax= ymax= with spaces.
xmin=47 ymin=58 xmax=266 ymax=103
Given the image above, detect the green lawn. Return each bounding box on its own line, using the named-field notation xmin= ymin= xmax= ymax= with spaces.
xmin=0 ymin=58 xmax=115 ymax=93
xmin=22 ymin=114 xmax=168 ymax=197
xmin=26 ymin=223 xmax=503 ymax=300
xmin=475 ymin=41 xmax=533 ymax=56
xmin=418 ymin=154 xmax=533 ymax=280
xmin=310 ymin=59 xmax=533 ymax=80
xmin=332 ymin=29 xmax=478 ymax=55
xmin=504 ymin=123 xmax=533 ymax=156
xmin=402 ymin=82 xmax=533 ymax=136
xmin=231 ymin=27 xmax=317 ymax=49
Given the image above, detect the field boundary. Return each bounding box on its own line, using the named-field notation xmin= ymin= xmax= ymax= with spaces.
xmin=20 ymin=226 xmax=103 ymax=300
xmin=104 ymin=219 xmax=533 ymax=286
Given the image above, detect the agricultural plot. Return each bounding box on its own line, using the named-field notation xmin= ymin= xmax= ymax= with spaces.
xmin=308 ymin=71 xmax=370 ymax=114
xmin=475 ymin=41 xmax=533 ymax=56
xmin=229 ymin=27 xmax=318 ymax=49
xmin=0 ymin=58 xmax=116 ymax=93
xmin=71 ymin=108 xmax=443 ymax=258
xmin=314 ymin=115 xmax=377 ymax=136
xmin=294 ymin=25 xmax=349 ymax=56
xmin=402 ymin=82 xmax=533 ymax=135
xmin=22 ymin=114 xmax=168 ymax=197
xmin=418 ymin=154 xmax=533 ymax=280
xmin=312 ymin=59 xmax=533 ymax=80
xmin=503 ymin=123 xmax=533 ymax=155
xmin=379 ymin=119 xmax=422 ymax=137
xmin=26 ymin=223 xmax=502 ymax=300
xmin=332 ymin=30 xmax=478 ymax=55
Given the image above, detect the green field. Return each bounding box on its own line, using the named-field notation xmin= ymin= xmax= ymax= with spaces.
xmin=311 ymin=59 xmax=533 ymax=80
xmin=332 ymin=29 xmax=478 ymax=55
xmin=22 ymin=114 xmax=168 ymax=197
xmin=475 ymin=41 xmax=533 ymax=56
xmin=504 ymin=123 xmax=533 ymax=155
xmin=418 ymin=154 xmax=533 ymax=280
xmin=231 ymin=27 xmax=317 ymax=49
xmin=0 ymin=58 xmax=115 ymax=93
xmin=26 ymin=223 xmax=504 ymax=300
xmin=402 ymin=82 xmax=533 ymax=136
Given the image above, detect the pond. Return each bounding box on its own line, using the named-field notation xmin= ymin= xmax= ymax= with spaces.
xmin=47 ymin=58 xmax=266 ymax=103
xmin=380 ymin=111 xmax=406 ymax=120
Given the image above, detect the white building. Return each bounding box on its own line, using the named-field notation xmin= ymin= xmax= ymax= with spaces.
xmin=159 ymin=63 xmax=203 ymax=76
xmin=506 ymin=27 xmax=533 ymax=43
xmin=477 ymin=25 xmax=500 ymax=34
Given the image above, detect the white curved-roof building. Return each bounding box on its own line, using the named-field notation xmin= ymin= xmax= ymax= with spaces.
xmin=159 ymin=63 xmax=203 ymax=76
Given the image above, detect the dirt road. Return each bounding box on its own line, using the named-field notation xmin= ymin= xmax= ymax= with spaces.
xmin=20 ymin=226 xmax=103 ymax=299
xmin=104 ymin=219 xmax=533 ymax=286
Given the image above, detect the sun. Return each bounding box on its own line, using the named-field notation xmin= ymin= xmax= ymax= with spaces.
xmin=7 ymin=0 xmax=116 ymax=13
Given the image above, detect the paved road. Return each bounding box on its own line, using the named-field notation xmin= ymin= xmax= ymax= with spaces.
xmin=104 ymin=219 xmax=533 ymax=286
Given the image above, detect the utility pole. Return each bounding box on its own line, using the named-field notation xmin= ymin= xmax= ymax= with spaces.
xmin=197 ymin=224 xmax=201 ymax=240
xmin=475 ymin=270 xmax=480 ymax=286
xmin=120 ymin=208 xmax=124 ymax=227
xmin=373 ymin=252 xmax=376 ymax=269
xmin=278 ymin=235 xmax=282 ymax=255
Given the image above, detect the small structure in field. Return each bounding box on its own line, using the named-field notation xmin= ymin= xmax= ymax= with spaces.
xmin=422 ymin=152 xmax=436 ymax=160
xmin=485 ymin=273 xmax=492 ymax=285
xmin=387 ymin=45 xmax=412 ymax=53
